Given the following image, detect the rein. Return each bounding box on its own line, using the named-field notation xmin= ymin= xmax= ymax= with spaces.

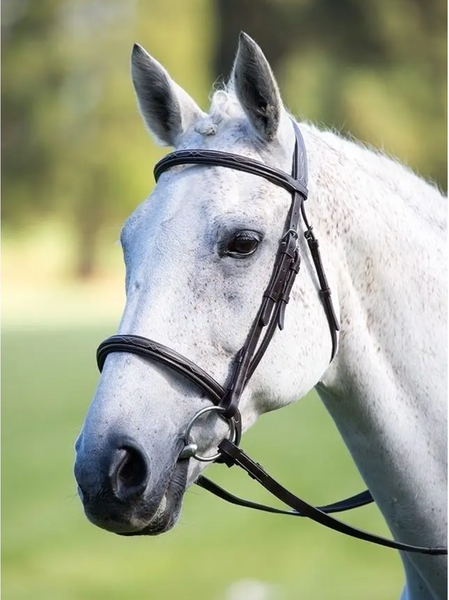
xmin=97 ymin=120 xmax=447 ymax=556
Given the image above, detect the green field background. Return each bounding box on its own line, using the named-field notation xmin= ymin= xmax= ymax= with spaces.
xmin=3 ymin=320 xmax=403 ymax=599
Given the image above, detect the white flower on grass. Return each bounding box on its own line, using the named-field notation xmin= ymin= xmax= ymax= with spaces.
xmin=223 ymin=578 xmax=283 ymax=600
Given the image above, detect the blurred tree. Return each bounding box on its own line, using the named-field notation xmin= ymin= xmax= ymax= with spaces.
xmin=2 ymin=0 xmax=142 ymax=277
xmin=2 ymin=0 xmax=66 ymax=225
xmin=214 ymin=0 xmax=447 ymax=189
xmin=2 ymin=0 xmax=212 ymax=278
xmin=2 ymin=0 xmax=446 ymax=279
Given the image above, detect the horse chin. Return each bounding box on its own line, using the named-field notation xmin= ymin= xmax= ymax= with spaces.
xmin=119 ymin=472 xmax=186 ymax=536
xmin=120 ymin=499 xmax=181 ymax=536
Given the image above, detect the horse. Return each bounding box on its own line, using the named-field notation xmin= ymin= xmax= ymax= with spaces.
xmin=74 ymin=33 xmax=447 ymax=599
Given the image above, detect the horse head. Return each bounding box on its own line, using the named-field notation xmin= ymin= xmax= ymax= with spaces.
xmin=74 ymin=33 xmax=337 ymax=535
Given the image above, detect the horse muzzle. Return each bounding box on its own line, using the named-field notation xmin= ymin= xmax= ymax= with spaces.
xmin=74 ymin=433 xmax=188 ymax=535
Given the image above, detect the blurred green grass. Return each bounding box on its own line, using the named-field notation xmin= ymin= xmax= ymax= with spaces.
xmin=3 ymin=326 xmax=402 ymax=600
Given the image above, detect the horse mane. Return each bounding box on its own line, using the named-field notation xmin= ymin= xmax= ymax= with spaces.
xmin=194 ymin=86 xmax=445 ymax=227
xmin=311 ymin=123 xmax=446 ymax=226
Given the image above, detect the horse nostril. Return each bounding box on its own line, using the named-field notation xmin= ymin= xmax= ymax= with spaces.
xmin=110 ymin=444 xmax=150 ymax=500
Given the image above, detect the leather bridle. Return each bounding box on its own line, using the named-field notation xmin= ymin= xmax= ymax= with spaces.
xmin=97 ymin=120 xmax=446 ymax=556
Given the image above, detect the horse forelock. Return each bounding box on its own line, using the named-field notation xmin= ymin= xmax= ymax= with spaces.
xmin=194 ymin=88 xmax=248 ymax=136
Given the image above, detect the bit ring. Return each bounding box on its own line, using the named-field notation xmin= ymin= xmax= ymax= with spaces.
xmin=180 ymin=405 xmax=236 ymax=462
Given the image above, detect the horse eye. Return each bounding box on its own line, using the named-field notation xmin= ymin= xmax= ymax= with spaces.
xmin=225 ymin=231 xmax=262 ymax=258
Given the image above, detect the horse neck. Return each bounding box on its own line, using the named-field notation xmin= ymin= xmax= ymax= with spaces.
xmin=302 ymin=125 xmax=447 ymax=598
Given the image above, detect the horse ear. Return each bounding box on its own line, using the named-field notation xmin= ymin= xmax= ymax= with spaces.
xmin=131 ymin=44 xmax=204 ymax=147
xmin=232 ymin=32 xmax=283 ymax=142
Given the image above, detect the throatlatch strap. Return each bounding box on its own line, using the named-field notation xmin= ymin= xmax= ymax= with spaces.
xmin=301 ymin=203 xmax=340 ymax=361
